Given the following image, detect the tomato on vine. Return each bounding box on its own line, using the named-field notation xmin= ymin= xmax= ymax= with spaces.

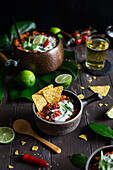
xmin=72 ymin=32 xmax=82 ymax=45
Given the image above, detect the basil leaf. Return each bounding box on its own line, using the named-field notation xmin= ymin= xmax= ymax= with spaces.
xmin=89 ymin=123 xmax=113 ymax=138
xmin=59 ymin=60 xmax=78 ymax=79
xmin=64 ymin=49 xmax=76 ymax=60
xmin=10 ymin=21 xmax=36 ymax=43
xmin=0 ymin=34 xmax=10 ymax=51
xmin=9 ymin=78 xmax=45 ymax=101
xmin=70 ymin=153 xmax=88 ymax=169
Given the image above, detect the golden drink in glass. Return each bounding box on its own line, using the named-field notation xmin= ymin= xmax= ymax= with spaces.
xmin=86 ymin=35 xmax=109 ymax=70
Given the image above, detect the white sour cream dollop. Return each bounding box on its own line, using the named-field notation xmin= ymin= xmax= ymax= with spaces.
xmin=50 ymin=100 xmax=74 ymax=122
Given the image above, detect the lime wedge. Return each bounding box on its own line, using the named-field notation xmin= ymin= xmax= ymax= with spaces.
xmin=49 ymin=27 xmax=62 ymax=38
xmin=55 ymin=74 xmax=72 ymax=86
xmin=33 ymin=35 xmax=45 ymax=45
xmin=0 ymin=127 xmax=15 ymax=144
xmin=105 ymin=106 xmax=113 ymax=119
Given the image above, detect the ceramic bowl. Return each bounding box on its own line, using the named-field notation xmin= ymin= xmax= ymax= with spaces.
xmin=85 ymin=145 xmax=113 ymax=170
xmin=33 ymin=89 xmax=103 ymax=136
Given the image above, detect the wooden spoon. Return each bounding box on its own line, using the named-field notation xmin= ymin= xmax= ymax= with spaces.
xmin=13 ymin=119 xmax=61 ymax=154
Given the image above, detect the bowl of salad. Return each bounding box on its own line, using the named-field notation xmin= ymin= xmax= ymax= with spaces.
xmin=11 ymin=30 xmax=64 ymax=75
xmin=85 ymin=145 xmax=113 ymax=170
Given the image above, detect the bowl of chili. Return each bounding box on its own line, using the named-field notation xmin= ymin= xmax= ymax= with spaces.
xmin=10 ymin=30 xmax=64 ymax=75
xmin=33 ymin=89 xmax=103 ymax=136
xmin=85 ymin=145 xmax=113 ymax=170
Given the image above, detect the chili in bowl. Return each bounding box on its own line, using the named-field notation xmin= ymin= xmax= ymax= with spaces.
xmin=11 ymin=30 xmax=64 ymax=75
xmin=36 ymin=94 xmax=80 ymax=123
xmin=13 ymin=30 xmax=58 ymax=53
xmin=32 ymin=85 xmax=103 ymax=136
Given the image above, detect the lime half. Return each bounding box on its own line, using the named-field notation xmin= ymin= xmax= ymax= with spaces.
xmin=105 ymin=106 xmax=113 ymax=119
xmin=33 ymin=35 xmax=45 ymax=45
xmin=55 ymin=74 xmax=72 ymax=86
xmin=0 ymin=127 xmax=15 ymax=144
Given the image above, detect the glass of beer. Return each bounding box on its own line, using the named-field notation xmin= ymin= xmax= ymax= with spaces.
xmin=85 ymin=35 xmax=110 ymax=70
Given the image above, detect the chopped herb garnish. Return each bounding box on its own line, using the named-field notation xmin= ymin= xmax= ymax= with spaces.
xmin=68 ymin=114 xmax=72 ymax=117
xmin=39 ymin=44 xmax=43 ymax=47
xmin=62 ymin=104 xmax=73 ymax=112
xmin=31 ymin=44 xmax=37 ymax=50
xmin=39 ymin=48 xmax=46 ymax=51
xmin=22 ymin=41 xmax=28 ymax=47
xmin=67 ymin=100 xmax=72 ymax=104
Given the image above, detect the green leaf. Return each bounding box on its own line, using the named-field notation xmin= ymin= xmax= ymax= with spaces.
xmin=10 ymin=21 xmax=36 ymax=42
xmin=0 ymin=65 xmax=9 ymax=101
xmin=38 ymin=72 xmax=60 ymax=84
xmin=64 ymin=49 xmax=76 ymax=60
xmin=70 ymin=153 xmax=88 ymax=169
xmin=0 ymin=34 xmax=10 ymax=51
xmin=89 ymin=123 xmax=113 ymax=138
xmin=9 ymin=78 xmax=45 ymax=101
xmin=59 ymin=60 xmax=78 ymax=79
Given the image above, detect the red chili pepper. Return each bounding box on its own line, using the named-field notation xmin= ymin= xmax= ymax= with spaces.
xmin=23 ymin=154 xmax=48 ymax=167
xmin=43 ymin=40 xmax=49 ymax=48
xmin=53 ymin=113 xmax=57 ymax=118
xmin=54 ymin=111 xmax=62 ymax=116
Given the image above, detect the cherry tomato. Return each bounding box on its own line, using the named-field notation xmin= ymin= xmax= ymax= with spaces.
xmin=82 ymin=34 xmax=88 ymax=43
xmin=72 ymin=32 xmax=81 ymax=39
xmin=74 ymin=38 xmax=82 ymax=45
xmin=84 ymin=29 xmax=91 ymax=35
xmin=72 ymin=32 xmax=82 ymax=45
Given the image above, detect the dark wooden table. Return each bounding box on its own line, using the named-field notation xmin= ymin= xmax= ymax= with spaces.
xmin=0 ymin=44 xmax=113 ymax=170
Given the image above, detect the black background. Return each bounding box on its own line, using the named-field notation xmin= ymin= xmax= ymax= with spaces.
xmin=0 ymin=0 xmax=113 ymax=35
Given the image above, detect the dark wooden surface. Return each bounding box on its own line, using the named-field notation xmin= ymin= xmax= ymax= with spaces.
xmin=0 ymin=44 xmax=113 ymax=170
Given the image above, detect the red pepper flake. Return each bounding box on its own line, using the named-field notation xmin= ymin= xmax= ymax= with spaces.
xmin=54 ymin=105 xmax=60 ymax=109
xmin=43 ymin=40 xmax=49 ymax=48
xmin=23 ymin=154 xmax=48 ymax=167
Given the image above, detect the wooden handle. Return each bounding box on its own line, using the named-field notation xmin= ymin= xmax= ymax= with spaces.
xmin=0 ymin=52 xmax=8 ymax=63
xmin=29 ymin=131 xmax=61 ymax=154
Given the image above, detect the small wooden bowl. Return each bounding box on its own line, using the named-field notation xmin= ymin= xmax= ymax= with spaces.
xmin=11 ymin=30 xmax=64 ymax=75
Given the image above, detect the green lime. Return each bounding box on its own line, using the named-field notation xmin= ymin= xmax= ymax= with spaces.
xmin=33 ymin=35 xmax=45 ymax=45
xmin=49 ymin=27 xmax=62 ymax=38
xmin=105 ymin=106 xmax=113 ymax=118
xmin=15 ymin=70 xmax=36 ymax=89
xmin=0 ymin=127 xmax=15 ymax=144
xmin=55 ymin=74 xmax=72 ymax=86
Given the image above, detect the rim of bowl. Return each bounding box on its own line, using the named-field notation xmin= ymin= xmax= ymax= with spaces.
xmin=32 ymin=89 xmax=83 ymax=125
xmin=12 ymin=29 xmax=60 ymax=54
xmin=85 ymin=145 xmax=113 ymax=170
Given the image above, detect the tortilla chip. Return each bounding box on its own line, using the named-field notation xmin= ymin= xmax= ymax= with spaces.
xmin=89 ymin=85 xmax=110 ymax=97
xmin=79 ymin=134 xmax=87 ymax=141
xmin=34 ymin=84 xmax=53 ymax=95
xmin=78 ymin=94 xmax=84 ymax=99
xmin=32 ymin=94 xmax=47 ymax=112
xmin=43 ymin=86 xmax=63 ymax=104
